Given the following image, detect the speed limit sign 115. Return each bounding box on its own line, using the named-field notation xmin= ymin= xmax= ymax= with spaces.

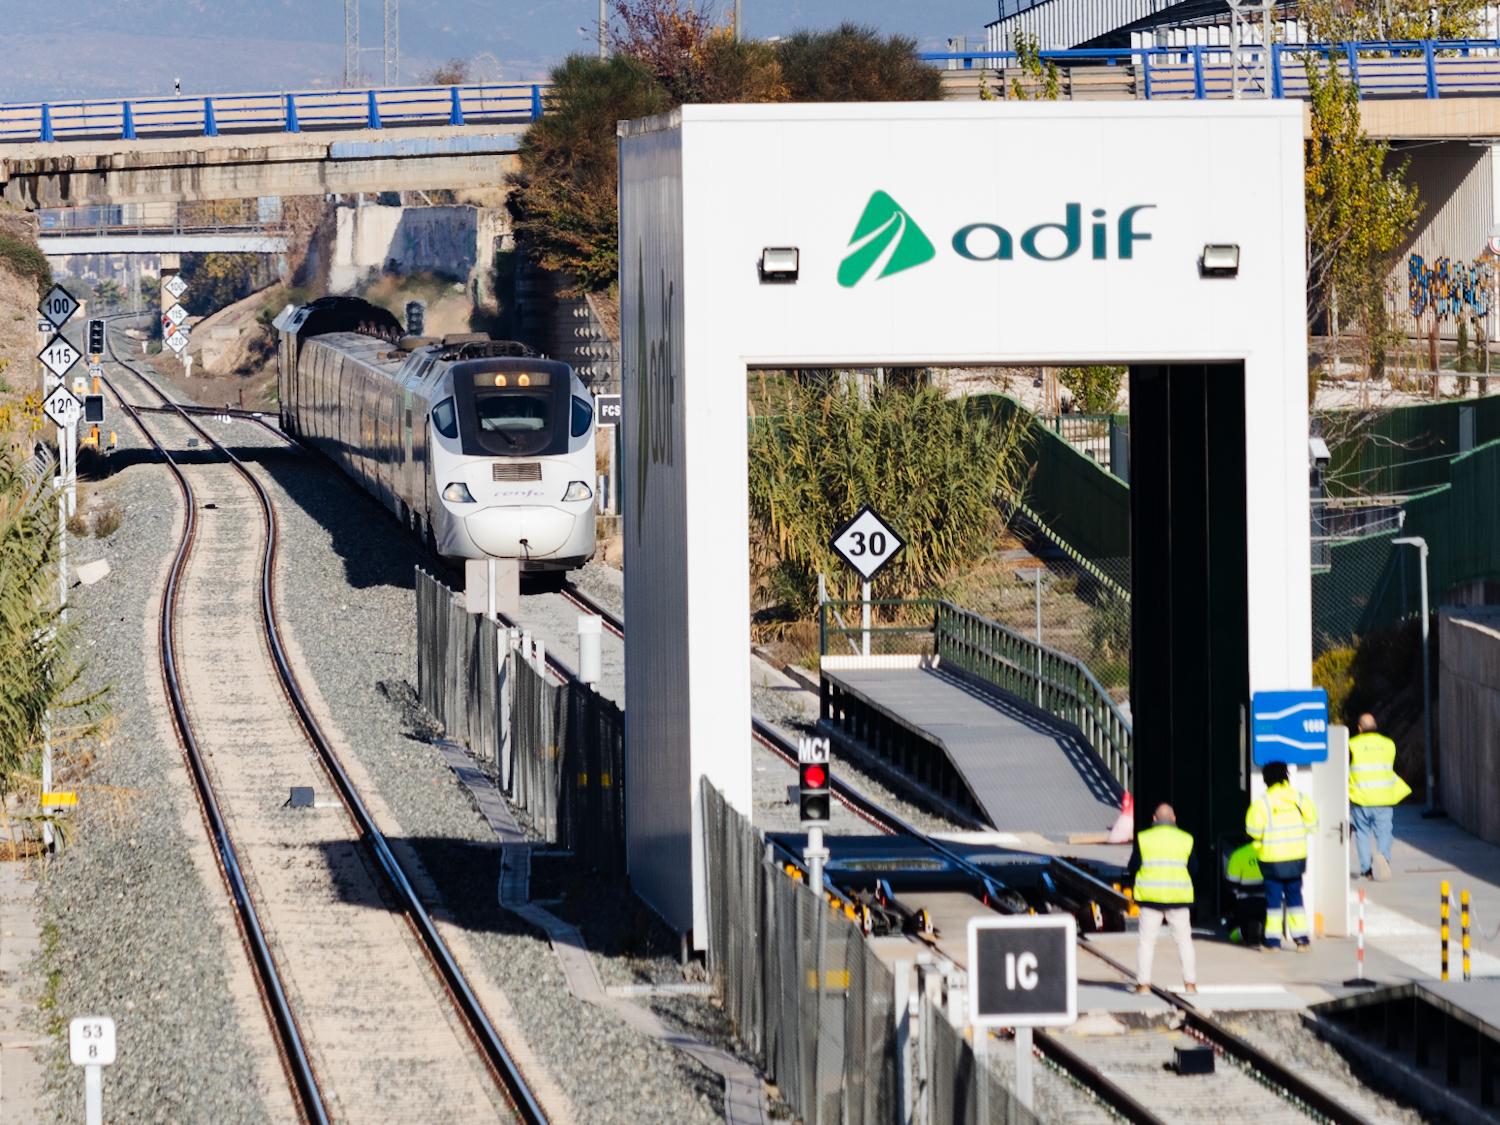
xmin=830 ymin=503 xmax=906 ymax=581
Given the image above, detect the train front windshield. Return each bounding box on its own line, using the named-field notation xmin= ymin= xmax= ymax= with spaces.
xmin=453 ymin=365 xmax=575 ymax=457
xmin=474 ymin=388 xmax=554 ymax=455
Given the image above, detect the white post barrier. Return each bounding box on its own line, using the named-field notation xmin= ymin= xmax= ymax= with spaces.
xmin=1344 ymin=886 xmax=1376 ymax=988
xmin=578 ymin=614 xmax=602 ymax=686
xmin=69 ymin=1016 xmax=116 ymax=1125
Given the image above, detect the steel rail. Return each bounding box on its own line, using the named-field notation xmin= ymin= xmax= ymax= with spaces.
xmin=101 ymin=338 xmax=547 ymax=1125
xmin=554 ymin=581 xmax=1373 ymax=1124
xmin=1081 ymin=942 xmax=1379 ymax=1125
xmin=94 ymin=367 xmax=329 ymax=1125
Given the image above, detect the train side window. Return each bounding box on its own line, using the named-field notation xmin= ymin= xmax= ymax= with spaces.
xmin=432 ymin=397 xmax=458 ymax=439
xmin=571 ymin=395 xmax=593 ymax=438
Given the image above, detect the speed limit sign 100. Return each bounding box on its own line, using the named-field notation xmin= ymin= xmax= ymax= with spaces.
xmin=830 ymin=503 xmax=906 ymax=582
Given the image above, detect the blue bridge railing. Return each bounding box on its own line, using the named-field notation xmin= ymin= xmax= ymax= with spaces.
xmin=0 ymin=82 xmax=550 ymax=145
xmin=921 ymin=39 xmax=1500 ymax=101
xmin=8 ymin=38 xmax=1500 ymax=147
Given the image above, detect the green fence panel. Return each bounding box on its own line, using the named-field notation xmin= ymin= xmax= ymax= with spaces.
xmin=1319 ymin=396 xmax=1500 ymax=498
xmin=975 ymin=395 xmax=1131 ymax=572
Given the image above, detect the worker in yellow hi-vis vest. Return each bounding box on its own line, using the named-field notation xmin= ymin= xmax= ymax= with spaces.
xmin=1245 ymin=761 xmax=1318 ymax=951
xmin=1128 ymin=804 xmax=1198 ymax=994
xmin=1223 ymin=839 xmax=1264 ymax=946
xmin=1349 ymin=713 xmax=1411 ymax=883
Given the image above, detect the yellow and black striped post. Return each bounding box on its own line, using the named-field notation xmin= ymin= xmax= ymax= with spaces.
xmin=1462 ymin=890 xmax=1472 ymax=982
xmin=1440 ymin=881 xmax=1451 ymax=981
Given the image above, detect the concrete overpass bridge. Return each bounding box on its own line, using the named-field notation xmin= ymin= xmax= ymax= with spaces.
xmin=0 ymin=83 xmax=541 ymax=207
xmin=927 ymin=39 xmax=1500 ymax=139
xmin=3 ymin=41 xmax=1500 ymax=207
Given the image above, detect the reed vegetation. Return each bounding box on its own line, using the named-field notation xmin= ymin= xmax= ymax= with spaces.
xmin=748 ymin=372 xmax=1029 ymax=623
xmin=0 ymin=449 xmax=105 ymax=803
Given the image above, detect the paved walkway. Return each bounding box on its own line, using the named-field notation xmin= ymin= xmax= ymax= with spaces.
xmin=1058 ymin=804 xmax=1500 ymax=1015
xmin=823 ymin=664 xmax=1123 ymax=839
xmin=0 ymin=858 xmax=44 ymax=1123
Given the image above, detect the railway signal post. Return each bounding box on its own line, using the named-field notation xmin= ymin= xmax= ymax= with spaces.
xmin=798 ymin=736 xmax=831 ymax=889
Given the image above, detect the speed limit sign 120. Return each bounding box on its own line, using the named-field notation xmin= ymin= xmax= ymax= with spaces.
xmin=830 ymin=504 xmax=906 ymax=581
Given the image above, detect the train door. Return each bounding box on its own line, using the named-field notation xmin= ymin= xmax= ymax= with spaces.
xmin=402 ymin=386 xmax=415 ymax=518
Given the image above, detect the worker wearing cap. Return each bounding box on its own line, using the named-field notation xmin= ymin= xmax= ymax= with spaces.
xmin=1349 ymin=713 xmax=1411 ymax=882
xmin=1128 ymin=804 xmax=1198 ymax=995
xmin=1245 ymin=762 xmax=1318 ymax=950
xmin=1223 ymin=839 xmax=1264 ymax=946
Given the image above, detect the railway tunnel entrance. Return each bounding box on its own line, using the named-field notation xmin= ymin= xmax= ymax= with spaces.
xmin=618 ymin=101 xmax=1312 ymax=946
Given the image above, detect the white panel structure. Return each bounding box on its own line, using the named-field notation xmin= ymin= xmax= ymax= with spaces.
xmin=619 ymin=101 xmax=1309 ymax=941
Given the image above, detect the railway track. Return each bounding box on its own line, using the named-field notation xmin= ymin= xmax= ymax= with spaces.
xmin=552 ymin=581 xmax=1378 ymax=1125
xmin=98 ymin=336 xmax=546 ymax=1124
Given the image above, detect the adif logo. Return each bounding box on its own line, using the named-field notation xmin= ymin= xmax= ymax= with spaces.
xmin=837 ymin=193 xmax=1157 ymax=285
xmin=837 ymin=191 xmax=936 ymax=288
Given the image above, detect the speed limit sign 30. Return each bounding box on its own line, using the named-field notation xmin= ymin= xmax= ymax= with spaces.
xmin=830 ymin=503 xmax=906 ymax=581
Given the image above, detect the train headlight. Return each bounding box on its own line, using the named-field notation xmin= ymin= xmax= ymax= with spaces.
xmin=442 ymin=481 xmax=476 ymax=503
xmin=562 ymin=481 xmax=593 ymax=502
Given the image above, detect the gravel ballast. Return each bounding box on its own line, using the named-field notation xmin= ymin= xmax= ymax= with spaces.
xmin=37 ymin=421 xmax=274 ymax=1122
xmin=243 ymin=424 xmax=732 ymax=1123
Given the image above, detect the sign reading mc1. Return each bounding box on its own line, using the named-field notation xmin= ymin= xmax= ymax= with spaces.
xmin=968 ymin=914 xmax=1077 ymax=1028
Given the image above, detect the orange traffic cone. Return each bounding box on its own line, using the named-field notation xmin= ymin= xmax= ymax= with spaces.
xmin=1106 ymin=791 xmax=1134 ymax=844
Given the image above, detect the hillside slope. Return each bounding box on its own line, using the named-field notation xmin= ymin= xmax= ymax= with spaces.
xmin=0 ymin=209 xmax=49 ymax=451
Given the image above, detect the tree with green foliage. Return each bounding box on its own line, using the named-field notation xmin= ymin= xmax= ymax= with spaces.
xmin=748 ymin=375 xmax=1028 ymax=616
xmin=510 ymin=1 xmax=940 ymax=292
xmin=1304 ymin=54 xmax=1420 ymax=394
xmin=1009 ymin=32 xmax=1059 ymax=101
xmin=511 ymin=55 xmax=670 ymax=292
xmin=1057 ymin=366 xmax=1124 ymax=414
xmin=1297 ymin=0 xmax=1485 ymax=41
xmin=181 ymin=253 xmax=267 ymax=315
xmin=777 ymin=24 xmax=940 ymax=102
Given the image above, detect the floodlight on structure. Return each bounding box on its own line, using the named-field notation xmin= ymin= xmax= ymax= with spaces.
xmin=1200 ymin=244 xmax=1241 ymax=278
xmin=759 ymin=247 xmax=800 ymax=283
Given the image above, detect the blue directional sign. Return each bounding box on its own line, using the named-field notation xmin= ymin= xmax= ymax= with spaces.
xmin=1250 ymin=689 xmax=1330 ymax=766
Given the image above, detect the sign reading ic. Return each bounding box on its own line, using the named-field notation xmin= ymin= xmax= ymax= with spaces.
xmin=968 ymin=915 xmax=1077 ymax=1028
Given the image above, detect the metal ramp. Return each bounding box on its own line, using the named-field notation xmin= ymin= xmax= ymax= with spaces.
xmin=819 ymin=656 xmax=1124 ymax=840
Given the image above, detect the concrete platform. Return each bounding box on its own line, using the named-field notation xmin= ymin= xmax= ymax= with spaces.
xmin=1350 ymin=806 xmax=1500 ymax=979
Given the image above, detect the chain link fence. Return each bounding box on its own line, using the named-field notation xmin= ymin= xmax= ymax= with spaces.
xmin=702 ymin=780 xmax=1036 ymax=1125
xmin=415 ymin=568 xmax=624 ymax=871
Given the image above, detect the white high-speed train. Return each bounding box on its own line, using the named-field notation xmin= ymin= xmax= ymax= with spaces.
xmin=274 ymin=296 xmax=597 ymax=570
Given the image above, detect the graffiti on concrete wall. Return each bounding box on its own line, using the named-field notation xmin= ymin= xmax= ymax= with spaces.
xmin=1409 ymin=254 xmax=1494 ymax=323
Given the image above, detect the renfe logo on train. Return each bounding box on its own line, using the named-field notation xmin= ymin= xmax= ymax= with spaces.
xmin=838 ymin=190 xmax=1157 ymax=287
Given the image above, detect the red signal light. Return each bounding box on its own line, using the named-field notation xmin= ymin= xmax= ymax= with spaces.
xmin=803 ymin=764 xmax=827 ymax=789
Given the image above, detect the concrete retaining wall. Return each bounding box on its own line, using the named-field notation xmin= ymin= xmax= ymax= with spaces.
xmin=1439 ymin=606 xmax=1500 ymax=842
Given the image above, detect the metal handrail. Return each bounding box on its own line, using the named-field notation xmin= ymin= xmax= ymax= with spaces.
xmin=921 ymin=38 xmax=1500 ymax=102
xmin=818 ymin=597 xmax=1132 ymax=790
xmin=0 ymin=81 xmax=552 ymax=144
